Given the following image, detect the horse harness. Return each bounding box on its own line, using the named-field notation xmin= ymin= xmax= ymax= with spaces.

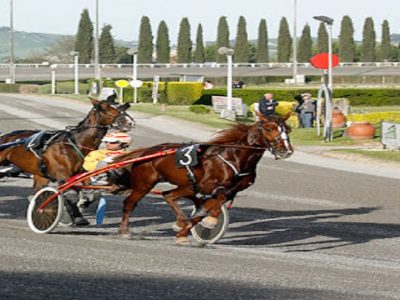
xmin=175 ymin=143 xmax=256 ymax=204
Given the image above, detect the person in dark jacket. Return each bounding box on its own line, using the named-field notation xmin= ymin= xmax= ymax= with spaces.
xmin=258 ymin=93 xmax=279 ymax=117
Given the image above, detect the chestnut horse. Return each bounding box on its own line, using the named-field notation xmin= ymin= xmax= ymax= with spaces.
xmin=114 ymin=112 xmax=293 ymax=244
xmin=0 ymin=96 xmax=135 ymax=192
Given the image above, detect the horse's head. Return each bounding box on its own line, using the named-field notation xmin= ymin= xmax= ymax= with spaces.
xmin=253 ymin=112 xmax=294 ymax=159
xmin=89 ymin=96 xmax=135 ymax=132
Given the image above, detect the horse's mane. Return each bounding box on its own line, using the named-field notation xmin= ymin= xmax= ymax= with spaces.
xmin=208 ymin=123 xmax=250 ymax=145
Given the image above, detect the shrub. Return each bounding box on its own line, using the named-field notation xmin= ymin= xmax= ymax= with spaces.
xmin=198 ymin=88 xmax=400 ymax=107
xmin=167 ymin=82 xmax=203 ymax=105
xmin=347 ymin=111 xmax=400 ymax=125
xmin=19 ymin=84 xmax=40 ymax=94
xmin=189 ymin=105 xmax=211 ymax=114
xmin=0 ymin=83 xmax=21 ymax=93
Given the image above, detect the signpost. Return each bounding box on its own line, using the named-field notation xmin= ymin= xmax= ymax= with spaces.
xmin=115 ymin=80 xmax=129 ymax=104
xmin=382 ymin=121 xmax=400 ymax=149
xmin=211 ymin=96 xmax=247 ymax=117
xmin=152 ymin=75 xmax=160 ymax=104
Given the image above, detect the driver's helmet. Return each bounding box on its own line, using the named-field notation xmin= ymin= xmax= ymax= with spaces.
xmin=102 ymin=132 xmax=132 ymax=147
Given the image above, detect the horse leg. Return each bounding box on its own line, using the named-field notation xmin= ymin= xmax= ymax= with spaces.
xmin=119 ymin=189 xmax=150 ymax=236
xmin=176 ymin=190 xmax=228 ymax=243
xmin=163 ymin=187 xmax=195 ymax=232
xmin=32 ymin=175 xmax=50 ymax=192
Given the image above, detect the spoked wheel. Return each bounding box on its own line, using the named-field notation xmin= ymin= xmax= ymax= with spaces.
xmin=27 ymin=187 xmax=64 ymax=234
xmin=190 ymin=204 xmax=230 ymax=244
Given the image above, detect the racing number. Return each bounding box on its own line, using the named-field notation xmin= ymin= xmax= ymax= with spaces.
xmin=179 ymin=145 xmax=195 ymax=166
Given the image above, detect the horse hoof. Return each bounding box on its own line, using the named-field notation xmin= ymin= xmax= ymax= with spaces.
xmin=172 ymin=223 xmax=183 ymax=232
xmin=119 ymin=233 xmax=133 ymax=240
xmin=176 ymin=237 xmax=191 ymax=246
xmin=200 ymin=216 xmax=218 ymax=229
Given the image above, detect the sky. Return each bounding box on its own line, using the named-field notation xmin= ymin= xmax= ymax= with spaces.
xmin=0 ymin=0 xmax=399 ymax=42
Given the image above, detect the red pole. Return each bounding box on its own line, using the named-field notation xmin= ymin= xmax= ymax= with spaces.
xmin=37 ymin=148 xmax=177 ymax=212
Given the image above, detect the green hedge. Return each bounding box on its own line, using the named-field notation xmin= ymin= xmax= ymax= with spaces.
xmin=0 ymin=83 xmax=22 ymax=93
xmin=197 ymin=88 xmax=400 ymax=106
xmin=89 ymin=79 xmax=168 ymax=103
xmin=167 ymin=82 xmax=203 ymax=105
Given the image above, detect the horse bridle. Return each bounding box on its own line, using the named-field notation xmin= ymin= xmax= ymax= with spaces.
xmin=257 ymin=120 xmax=290 ymax=153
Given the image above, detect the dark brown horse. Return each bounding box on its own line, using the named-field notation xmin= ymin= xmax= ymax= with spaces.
xmin=114 ymin=112 xmax=293 ymax=244
xmin=0 ymin=96 xmax=135 ymax=192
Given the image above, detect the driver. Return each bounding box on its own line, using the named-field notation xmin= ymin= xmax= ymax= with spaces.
xmin=64 ymin=132 xmax=133 ymax=225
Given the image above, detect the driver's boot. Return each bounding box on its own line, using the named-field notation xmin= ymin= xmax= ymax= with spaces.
xmin=63 ymin=190 xmax=90 ymax=226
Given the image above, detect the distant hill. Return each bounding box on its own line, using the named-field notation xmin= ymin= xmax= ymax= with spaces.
xmin=0 ymin=27 xmax=136 ymax=63
xmin=0 ymin=27 xmax=67 ymax=62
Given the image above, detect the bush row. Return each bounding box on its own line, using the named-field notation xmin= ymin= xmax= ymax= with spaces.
xmin=347 ymin=111 xmax=400 ymax=125
xmin=198 ymin=88 xmax=400 ymax=106
xmin=89 ymin=79 xmax=203 ymax=104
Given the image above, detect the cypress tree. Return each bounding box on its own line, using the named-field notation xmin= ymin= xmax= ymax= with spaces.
xmin=194 ymin=24 xmax=205 ymax=63
xmin=277 ymin=17 xmax=292 ymax=62
xmin=256 ymin=19 xmax=269 ymax=63
xmin=138 ymin=16 xmax=153 ymax=63
xmin=99 ymin=24 xmax=116 ymax=63
xmin=234 ymin=16 xmax=250 ymax=63
xmin=317 ymin=22 xmax=328 ymax=53
xmin=298 ymin=24 xmax=312 ymax=62
xmin=381 ymin=20 xmax=391 ymax=62
xmin=156 ymin=21 xmax=170 ymax=63
xmin=339 ymin=16 xmax=356 ymax=62
xmin=362 ymin=17 xmax=376 ymax=62
xmin=177 ymin=18 xmax=192 ymax=63
xmin=216 ymin=17 xmax=230 ymax=63
xmin=74 ymin=9 xmax=93 ymax=63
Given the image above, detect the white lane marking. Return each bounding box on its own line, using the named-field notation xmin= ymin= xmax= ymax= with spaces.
xmin=239 ymin=190 xmax=351 ymax=208
xmin=0 ymin=102 xmax=67 ymax=129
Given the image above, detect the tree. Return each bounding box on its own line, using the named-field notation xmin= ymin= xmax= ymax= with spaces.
xmin=277 ymin=17 xmax=292 ymax=62
xmin=362 ymin=17 xmax=376 ymax=62
xmin=156 ymin=21 xmax=170 ymax=63
xmin=177 ymin=17 xmax=192 ymax=63
xmin=298 ymin=24 xmax=312 ymax=62
xmin=234 ymin=16 xmax=250 ymax=63
xmin=46 ymin=36 xmax=76 ymax=63
xmin=317 ymin=22 xmax=328 ymax=53
xmin=256 ymin=19 xmax=269 ymax=62
xmin=138 ymin=16 xmax=153 ymax=63
xmin=381 ymin=20 xmax=391 ymax=61
xmin=216 ymin=16 xmax=230 ymax=63
xmin=204 ymin=44 xmax=217 ymax=62
xmin=99 ymin=24 xmax=116 ymax=63
xmin=74 ymin=9 xmax=93 ymax=63
xmin=194 ymin=24 xmax=205 ymax=63
xmin=339 ymin=16 xmax=356 ymax=62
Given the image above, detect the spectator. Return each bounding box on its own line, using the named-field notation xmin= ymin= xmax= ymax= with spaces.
xmin=258 ymin=92 xmax=279 ymax=117
xmin=203 ymin=80 xmax=214 ymax=90
xmin=297 ymin=93 xmax=316 ymax=128
xmin=293 ymin=94 xmax=305 ymax=128
xmin=232 ymin=80 xmax=245 ymax=88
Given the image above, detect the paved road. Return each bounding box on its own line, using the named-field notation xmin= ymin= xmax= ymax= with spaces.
xmin=0 ymin=94 xmax=399 ymax=299
xmin=2 ymin=65 xmax=400 ymax=81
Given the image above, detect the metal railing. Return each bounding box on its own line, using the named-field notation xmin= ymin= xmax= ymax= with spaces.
xmin=1 ymin=62 xmax=400 ymax=69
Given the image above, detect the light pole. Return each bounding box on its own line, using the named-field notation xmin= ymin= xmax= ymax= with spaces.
xmin=313 ymin=16 xmax=334 ymax=91
xmin=313 ymin=15 xmax=334 ymax=141
xmin=127 ymin=48 xmax=139 ymax=104
xmin=94 ymin=0 xmax=100 ymax=80
xmin=70 ymin=51 xmax=79 ymax=95
xmin=9 ymin=0 xmax=15 ymax=84
xmin=218 ymin=47 xmax=235 ymax=111
xmin=292 ymin=0 xmax=298 ymax=85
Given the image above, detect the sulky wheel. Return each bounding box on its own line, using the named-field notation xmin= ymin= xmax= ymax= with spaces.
xmin=190 ymin=203 xmax=230 ymax=244
xmin=27 ymin=187 xmax=64 ymax=234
